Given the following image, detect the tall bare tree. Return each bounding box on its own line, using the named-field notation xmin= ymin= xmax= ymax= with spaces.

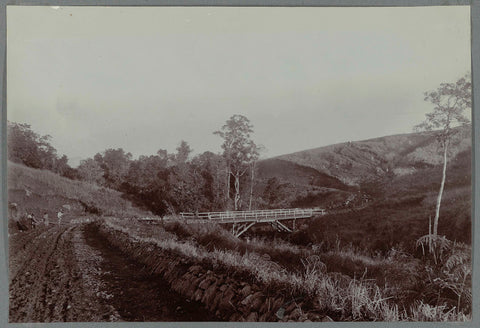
xmin=214 ymin=115 xmax=259 ymax=210
xmin=248 ymin=144 xmax=265 ymax=210
xmin=415 ymin=74 xmax=471 ymax=237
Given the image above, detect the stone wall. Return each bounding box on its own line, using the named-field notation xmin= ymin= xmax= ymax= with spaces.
xmin=95 ymin=222 xmax=333 ymax=322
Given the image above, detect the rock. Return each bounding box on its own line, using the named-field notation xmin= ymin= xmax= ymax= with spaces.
xmin=249 ymin=292 xmax=264 ymax=311
xmin=198 ymin=278 xmax=212 ymax=290
xmin=218 ymin=288 xmax=235 ymax=311
xmin=189 ymin=265 xmax=203 ymax=275
xmin=229 ymin=313 xmax=242 ymax=321
xmin=219 ymin=284 xmax=228 ymax=292
xmin=183 ymin=281 xmax=195 ymax=299
xmin=240 ymin=285 xmax=251 ymax=297
xmin=285 ymin=302 xmax=297 ymax=314
xmin=307 ymin=313 xmax=321 ymax=321
xmin=190 ymin=277 xmax=203 ymax=289
xmin=321 ymin=315 xmax=334 ymax=322
xmin=186 ymin=276 xmax=200 ymax=292
xmin=245 ymin=312 xmax=258 ymax=322
xmin=241 ymin=294 xmax=253 ymax=306
xmin=299 ymin=314 xmax=309 ymax=321
xmin=193 ymin=288 xmax=203 ymax=302
xmin=210 ymin=291 xmax=224 ymax=312
xmin=201 ymin=282 xmax=218 ymax=305
xmin=289 ymin=308 xmax=302 ymax=320
xmin=170 ymin=278 xmax=184 ymax=293
xmin=271 ymin=297 xmax=284 ymax=312
xmin=275 ymin=307 xmax=285 ymax=320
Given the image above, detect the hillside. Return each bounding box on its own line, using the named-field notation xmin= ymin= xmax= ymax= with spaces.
xmin=257 ymin=127 xmax=472 ymax=249
xmin=256 ymin=158 xmax=351 ymax=191
xmin=275 ymin=126 xmax=471 ymax=186
xmin=7 ymin=161 xmax=147 ymax=225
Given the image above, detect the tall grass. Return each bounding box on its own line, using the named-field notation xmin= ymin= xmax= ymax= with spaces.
xmin=100 ymin=217 xmax=470 ymax=321
xmin=162 ymin=217 xmax=307 ymax=270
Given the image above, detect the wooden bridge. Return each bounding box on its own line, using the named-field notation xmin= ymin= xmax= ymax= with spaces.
xmin=180 ymin=208 xmax=326 ymax=237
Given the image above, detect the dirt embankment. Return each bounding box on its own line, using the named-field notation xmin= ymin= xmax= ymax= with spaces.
xmin=9 ymin=222 xmax=217 ymax=322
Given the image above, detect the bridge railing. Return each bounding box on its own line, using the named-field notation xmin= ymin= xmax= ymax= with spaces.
xmin=180 ymin=208 xmax=325 ymax=223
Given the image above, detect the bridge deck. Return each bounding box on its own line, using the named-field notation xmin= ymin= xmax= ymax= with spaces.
xmin=180 ymin=208 xmax=325 ymax=224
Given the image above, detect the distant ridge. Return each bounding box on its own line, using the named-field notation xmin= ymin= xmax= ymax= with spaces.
xmin=272 ymin=126 xmax=471 ymax=186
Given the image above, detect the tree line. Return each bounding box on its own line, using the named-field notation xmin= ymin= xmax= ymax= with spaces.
xmin=8 ymin=115 xmax=273 ymax=215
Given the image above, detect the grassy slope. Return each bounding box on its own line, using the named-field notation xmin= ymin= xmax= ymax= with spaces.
xmin=256 ymin=158 xmax=351 ymax=191
xmin=293 ymin=147 xmax=471 ymax=252
xmin=7 ymin=161 xmax=147 ymax=220
xmin=261 ymin=127 xmax=472 ymax=251
xmin=275 ymin=126 xmax=471 ymax=186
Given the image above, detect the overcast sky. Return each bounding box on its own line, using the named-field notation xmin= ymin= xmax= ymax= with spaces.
xmin=7 ymin=6 xmax=471 ymax=166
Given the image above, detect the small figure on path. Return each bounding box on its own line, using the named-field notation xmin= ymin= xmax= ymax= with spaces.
xmin=28 ymin=213 xmax=39 ymax=228
xmin=57 ymin=210 xmax=64 ymax=225
xmin=43 ymin=212 xmax=49 ymax=226
xmin=8 ymin=202 xmax=19 ymax=221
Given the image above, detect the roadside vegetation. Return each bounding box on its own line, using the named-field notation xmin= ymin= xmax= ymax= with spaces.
xmin=99 ymin=216 xmax=471 ymax=321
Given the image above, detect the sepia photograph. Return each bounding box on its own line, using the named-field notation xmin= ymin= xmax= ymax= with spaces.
xmin=5 ymin=5 xmax=473 ymax=323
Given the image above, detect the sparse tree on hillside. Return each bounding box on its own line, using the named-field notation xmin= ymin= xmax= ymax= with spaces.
xmin=174 ymin=140 xmax=192 ymax=165
xmin=214 ymin=115 xmax=259 ymax=210
xmin=55 ymin=155 xmax=70 ymax=176
xmin=168 ymin=141 xmax=203 ymax=211
xmin=415 ymin=74 xmax=471 ymax=238
xmin=191 ymin=151 xmax=227 ymax=210
xmin=78 ymin=158 xmax=105 ymax=185
xmin=7 ymin=121 xmax=75 ymax=177
xmin=263 ymin=177 xmax=282 ymax=207
xmin=94 ymin=148 xmax=132 ymax=189
xmin=8 ymin=121 xmax=56 ymax=169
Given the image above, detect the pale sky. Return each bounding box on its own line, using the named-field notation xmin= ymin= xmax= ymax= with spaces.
xmin=7 ymin=6 xmax=471 ymax=166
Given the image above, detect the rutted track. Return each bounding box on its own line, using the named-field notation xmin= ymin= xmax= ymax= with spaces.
xmin=9 ymin=222 xmax=217 ymax=322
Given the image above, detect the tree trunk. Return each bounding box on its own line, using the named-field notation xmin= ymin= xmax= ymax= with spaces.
xmin=215 ymin=169 xmax=221 ymax=206
xmin=234 ymin=173 xmax=240 ymax=211
xmin=226 ymin=167 xmax=230 ymax=202
xmin=433 ymin=140 xmax=448 ymax=236
xmin=248 ymin=161 xmax=256 ymax=210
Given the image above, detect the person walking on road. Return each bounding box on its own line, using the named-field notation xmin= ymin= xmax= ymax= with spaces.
xmin=28 ymin=213 xmax=39 ymax=228
xmin=57 ymin=210 xmax=63 ymax=225
xmin=43 ymin=212 xmax=49 ymax=226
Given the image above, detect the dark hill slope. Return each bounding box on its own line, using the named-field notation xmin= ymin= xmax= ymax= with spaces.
xmin=276 ymin=126 xmax=471 ymax=186
xmin=256 ymin=159 xmax=351 ymax=191
xmin=282 ymin=128 xmax=472 ymax=251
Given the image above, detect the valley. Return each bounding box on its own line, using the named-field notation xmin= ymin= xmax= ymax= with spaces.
xmin=7 ymin=126 xmax=472 ymax=322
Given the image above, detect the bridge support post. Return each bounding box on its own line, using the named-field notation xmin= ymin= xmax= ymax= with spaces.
xmin=270 ymin=220 xmax=292 ymax=233
xmin=233 ymin=222 xmax=256 ymax=238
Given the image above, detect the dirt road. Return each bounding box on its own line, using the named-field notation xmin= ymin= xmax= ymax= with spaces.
xmin=8 ymin=221 xmax=217 ymax=322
